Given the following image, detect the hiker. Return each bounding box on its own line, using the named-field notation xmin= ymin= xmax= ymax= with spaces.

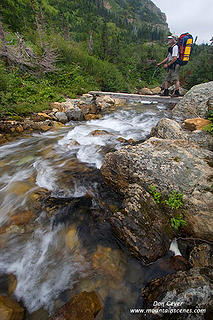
xmin=157 ymin=35 xmax=180 ymax=97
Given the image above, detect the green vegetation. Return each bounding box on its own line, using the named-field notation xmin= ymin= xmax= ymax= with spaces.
xmin=164 ymin=190 xmax=183 ymax=210
xmin=180 ymin=45 xmax=213 ymax=90
xmin=203 ymin=109 xmax=213 ymax=136
xmin=149 ymin=185 xmax=186 ymax=231
xmin=170 ymin=214 xmax=187 ymax=231
xmin=0 ymin=0 xmax=212 ymax=118
xmin=149 ymin=185 xmax=162 ymax=204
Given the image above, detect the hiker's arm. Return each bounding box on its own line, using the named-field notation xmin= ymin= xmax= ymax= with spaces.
xmin=165 ymin=56 xmax=178 ymax=68
xmin=157 ymin=57 xmax=168 ymax=66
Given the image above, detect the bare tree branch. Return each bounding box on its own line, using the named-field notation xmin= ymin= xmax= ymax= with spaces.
xmin=0 ymin=19 xmax=58 ymax=74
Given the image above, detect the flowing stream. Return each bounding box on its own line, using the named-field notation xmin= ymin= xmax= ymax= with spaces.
xmin=0 ymin=99 xmax=174 ymax=319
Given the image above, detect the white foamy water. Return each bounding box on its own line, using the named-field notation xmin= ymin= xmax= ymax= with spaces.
xmin=0 ymin=225 xmax=88 ymax=313
xmin=0 ymin=168 xmax=34 ymax=225
xmin=58 ymin=104 xmax=167 ymax=169
xmin=34 ymin=159 xmax=57 ymax=191
xmin=169 ymin=238 xmax=182 ymax=256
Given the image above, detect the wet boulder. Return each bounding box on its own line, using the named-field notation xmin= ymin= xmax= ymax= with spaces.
xmin=55 ymin=112 xmax=68 ymax=124
xmin=0 ymin=274 xmax=17 ymax=296
xmin=0 ymin=295 xmax=24 ymax=320
xmin=189 ymin=244 xmax=213 ymax=268
xmin=0 ymin=211 xmax=35 ymax=235
xmin=66 ymin=107 xmax=84 ymax=121
xmin=65 ymin=225 xmax=81 ymax=251
xmin=77 ymin=102 xmax=98 ymax=116
xmin=150 ymin=118 xmax=184 ymax=140
xmin=89 ymin=130 xmax=111 ymax=136
xmin=50 ymin=291 xmax=102 ymax=320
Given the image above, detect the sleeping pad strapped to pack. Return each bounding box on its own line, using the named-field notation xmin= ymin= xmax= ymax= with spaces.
xmin=177 ymin=33 xmax=193 ymax=66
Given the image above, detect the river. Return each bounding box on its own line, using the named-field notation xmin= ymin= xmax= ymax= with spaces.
xmin=0 ymin=99 xmax=174 ymax=319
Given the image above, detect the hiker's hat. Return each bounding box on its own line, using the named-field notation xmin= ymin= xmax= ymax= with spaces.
xmin=168 ymin=34 xmax=177 ymax=41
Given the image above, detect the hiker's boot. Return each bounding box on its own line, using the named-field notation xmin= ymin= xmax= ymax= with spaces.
xmin=173 ymin=89 xmax=180 ymax=97
xmin=161 ymin=88 xmax=169 ymax=96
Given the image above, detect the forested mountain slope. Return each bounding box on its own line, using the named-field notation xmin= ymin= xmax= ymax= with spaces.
xmin=0 ymin=0 xmax=168 ymax=43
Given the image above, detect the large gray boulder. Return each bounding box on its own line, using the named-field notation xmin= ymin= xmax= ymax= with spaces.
xmin=101 ymin=137 xmax=213 ymax=245
xmin=66 ymin=107 xmax=84 ymax=121
xmin=55 ymin=112 xmax=68 ymax=123
xmin=172 ymin=81 xmax=213 ymax=120
xmin=151 ymin=118 xmax=213 ymax=151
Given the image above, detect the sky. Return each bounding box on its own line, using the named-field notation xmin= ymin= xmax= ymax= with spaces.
xmin=152 ymin=0 xmax=213 ymax=44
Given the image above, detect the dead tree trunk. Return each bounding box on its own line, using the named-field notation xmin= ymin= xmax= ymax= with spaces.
xmin=30 ymin=0 xmax=44 ymax=49
xmin=0 ymin=18 xmax=10 ymax=65
xmin=88 ymin=31 xmax=94 ymax=54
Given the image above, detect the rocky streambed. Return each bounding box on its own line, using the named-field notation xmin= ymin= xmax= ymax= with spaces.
xmin=0 ymin=82 xmax=213 ymax=320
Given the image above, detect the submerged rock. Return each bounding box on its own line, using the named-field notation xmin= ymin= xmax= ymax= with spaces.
xmin=0 ymin=211 xmax=35 ymax=235
xmin=50 ymin=291 xmax=102 ymax=320
xmin=0 ymin=274 xmax=17 ymax=296
xmin=65 ymin=225 xmax=81 ymax=251
xmin=91 ymin=245 xmax=126 ymax=282
xmin=0 ymin=295 xmax=24 ymax=320
xmin=89 ymin=130 xmax=111 ymax=136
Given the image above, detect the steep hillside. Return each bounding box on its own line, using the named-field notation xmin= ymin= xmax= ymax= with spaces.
xmin=0 ymin=0 xmax=170 ymax=117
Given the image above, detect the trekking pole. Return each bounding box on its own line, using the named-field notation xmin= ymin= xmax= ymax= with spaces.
xmin=190 ymin=36 xmax=198 ymax=56
xmin=149 ymin=66 xmax=160 ymax=85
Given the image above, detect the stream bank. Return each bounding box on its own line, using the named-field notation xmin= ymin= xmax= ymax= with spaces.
xmin=0 ymin=91 xmax=181 ymax=146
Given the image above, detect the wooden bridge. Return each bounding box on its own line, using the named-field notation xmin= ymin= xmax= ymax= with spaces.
xmin=89 ymin=91 xmax=182 ymax=105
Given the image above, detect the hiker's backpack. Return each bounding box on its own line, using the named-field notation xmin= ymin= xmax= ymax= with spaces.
xmin=177 ymin=33 xmax=193 ymax=66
